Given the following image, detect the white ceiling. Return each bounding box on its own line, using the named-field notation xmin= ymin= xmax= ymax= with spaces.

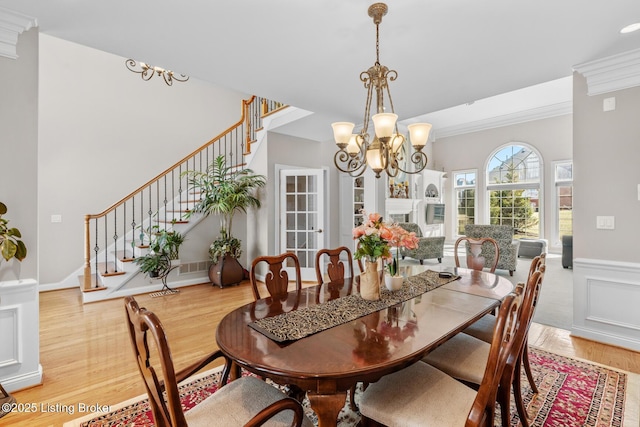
xmin=2 ymin=0 xmax=640 ymax=141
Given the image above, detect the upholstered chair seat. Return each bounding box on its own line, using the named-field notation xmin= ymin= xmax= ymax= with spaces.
xmin=359 ymin=361 xmax=478 ymax=426
xmin=184 ymin=376 xmax=313 ymax=427
xmin=359 ymin=291 xmax=523 ymax=427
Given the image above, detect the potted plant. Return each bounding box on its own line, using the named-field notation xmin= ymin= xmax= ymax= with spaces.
xmin=184 ymin=155 xmax=266 ymax=288
xmin=153 ymin=229 xmax=185 ymax=261
xmin=0 ymin=202 xmax=27 ymax=263
xmin=133 ymin=225 xmax=183 ymax=277
xmin=133 ymin=252 xmax=170 ymax=278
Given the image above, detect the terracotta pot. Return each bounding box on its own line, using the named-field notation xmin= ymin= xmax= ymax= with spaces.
xmin=209 ymin=255 xmax=244 ymax=288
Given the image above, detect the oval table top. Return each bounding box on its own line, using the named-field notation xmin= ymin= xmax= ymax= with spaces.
xmin=216 ymin=266 xmax=514 ymax=427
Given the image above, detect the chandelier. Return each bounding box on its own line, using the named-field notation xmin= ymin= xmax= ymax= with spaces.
xmin=125 ymin=59 xmax=189 ymax=86
xmin=331 ymin=3 xmax=432 ymax=178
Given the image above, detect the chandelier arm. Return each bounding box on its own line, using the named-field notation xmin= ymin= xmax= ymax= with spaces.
xmin=162 ymin=72 xmax=174 ymax=86
xmin=333 ymin=149 xmax=367 ymax=177
xmin=394 ymin=151 xmax=428 ymax=175
xmin=141 ymin=69 xmax=154 ymax=81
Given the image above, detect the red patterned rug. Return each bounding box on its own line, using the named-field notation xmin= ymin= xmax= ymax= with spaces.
xmin=64 ymin=347 xmax=639 ymax=427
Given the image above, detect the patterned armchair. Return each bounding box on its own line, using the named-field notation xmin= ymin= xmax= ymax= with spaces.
xmin=397 ymin=222 xmax=445 ymax=265
xmin=463 ymin=224 xmax=521 ymax=276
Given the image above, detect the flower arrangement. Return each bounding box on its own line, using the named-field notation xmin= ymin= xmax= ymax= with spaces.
xmin=386 ymin=222 xmax=419 ymax=277
xmin=352 ymin=211 xmax=418 ymax=276
xmin=352 ymin=212 xmax=393 ymax=262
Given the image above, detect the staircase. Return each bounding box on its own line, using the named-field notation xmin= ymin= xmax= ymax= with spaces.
xmin=71 ymin=96 xmax=312 ymax=303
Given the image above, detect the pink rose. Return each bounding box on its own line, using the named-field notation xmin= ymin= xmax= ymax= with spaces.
xmin=369 ymin=212 xmax=381 ymax=223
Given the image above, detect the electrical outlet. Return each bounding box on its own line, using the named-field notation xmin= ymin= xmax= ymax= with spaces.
xmin=51 ymin=214 xmax=62 ymax=223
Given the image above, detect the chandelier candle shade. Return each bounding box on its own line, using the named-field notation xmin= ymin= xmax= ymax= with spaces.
xmin=125 ymin=59 xmax=189 ymax=86
xmin=332 ymin=3 xmax=433 ymax=178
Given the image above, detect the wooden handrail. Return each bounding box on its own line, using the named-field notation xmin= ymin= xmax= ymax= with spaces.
xmin=82 ymin=96 xmax=263 ymax=292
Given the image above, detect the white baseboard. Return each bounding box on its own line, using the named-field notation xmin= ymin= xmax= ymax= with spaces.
xmin=2 ymin=365 xmax=43 ymax=393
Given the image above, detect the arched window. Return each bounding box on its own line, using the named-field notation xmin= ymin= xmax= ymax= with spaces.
xmin=486 ymin=144 xmax=541 ymax=238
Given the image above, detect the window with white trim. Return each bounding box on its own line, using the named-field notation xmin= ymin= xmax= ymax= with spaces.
xmin=554 ymin=161 xmax=573 ymax=244
xmin=487 ymin=144 xmax=541 ymax=238
xmin=453 ymin=170 xmax=477 ymax=236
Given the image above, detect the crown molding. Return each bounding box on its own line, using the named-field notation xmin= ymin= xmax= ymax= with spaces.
xmin=432 ymin=101 xmax=573 ymax=139
xmin=574 ymin=48 xmax=640 ymax=96
xmin=0 ymin=7 xmax=37 ymax=60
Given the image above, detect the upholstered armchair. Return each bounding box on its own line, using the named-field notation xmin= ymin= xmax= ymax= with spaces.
xmin=463 ymin=224 xmax=521 ymax=276
xmin=397 ymin=222 xmax=445 ymax=264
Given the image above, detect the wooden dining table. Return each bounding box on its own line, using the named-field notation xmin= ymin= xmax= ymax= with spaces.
xmin=216 ymin=265 xmax=514 ymax=427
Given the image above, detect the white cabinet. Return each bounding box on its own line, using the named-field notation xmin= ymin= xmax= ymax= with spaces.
xmin=339 ymin=171 xmax=380 ymax=250
xmin=0 ymin=279 xmax=42 ymax=392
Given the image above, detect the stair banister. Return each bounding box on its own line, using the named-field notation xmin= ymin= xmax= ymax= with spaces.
xmin=82 ymin=96 xmax=262 ymax=292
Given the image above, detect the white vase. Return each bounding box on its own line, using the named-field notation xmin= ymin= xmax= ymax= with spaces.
xmin=385 ymin=275 xmax=404 ymax=291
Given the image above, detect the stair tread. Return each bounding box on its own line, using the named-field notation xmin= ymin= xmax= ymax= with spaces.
xmin=97 ymin=262 xmax=127 ymax=277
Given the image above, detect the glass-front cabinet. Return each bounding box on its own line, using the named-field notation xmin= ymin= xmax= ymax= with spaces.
xmin=339 ymin=171 xmax=381 ymax=250
xmin=353 ymin=177 xmax=365 ymax=227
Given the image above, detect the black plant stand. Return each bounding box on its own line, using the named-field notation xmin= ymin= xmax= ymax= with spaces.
xmin=0 ymin=383 xmax=16 ymax=419
xmin=151 ymin=255 xmax=180 ymax=296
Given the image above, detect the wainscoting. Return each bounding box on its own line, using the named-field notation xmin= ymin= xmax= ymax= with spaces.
xmin=573 ymin=258 xmax=640 ymax=352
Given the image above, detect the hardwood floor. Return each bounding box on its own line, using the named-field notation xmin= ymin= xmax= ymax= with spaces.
xmin=5 ymin=281 xmax=640 ymax=426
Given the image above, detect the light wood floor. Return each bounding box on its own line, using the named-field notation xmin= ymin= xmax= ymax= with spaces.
xmin=5 ymin=281 xmax=640 ymax=427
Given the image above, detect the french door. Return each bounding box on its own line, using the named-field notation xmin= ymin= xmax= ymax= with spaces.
xmin=279 ymin=168 xmax=325 ymax=281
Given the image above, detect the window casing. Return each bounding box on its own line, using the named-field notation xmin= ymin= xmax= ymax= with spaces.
xmin=486 ymin=144 xmax=541 ymax=238
xmin=454 ymin=170 xmax=477 ymax=236
xmin=554 ymin=161 xmax=573 ymax=244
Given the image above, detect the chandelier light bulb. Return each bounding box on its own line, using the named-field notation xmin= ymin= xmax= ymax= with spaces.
xmin=372 ymin=113 xmax=398 ymax=139
xmin=408 ymin=123 xmax=433 ymax=149
xmin=389 ymin=134 xmax=405 ymax=154
xmin=366 ymin=144 xmax=386 ymax=176
xmin=331 ymin=122 xmax=356 ymax=148
xmin=346 ymin=135 xmax=361 ymax=156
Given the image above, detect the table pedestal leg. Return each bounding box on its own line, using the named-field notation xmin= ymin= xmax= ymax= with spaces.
xmin=307 ymin=391 xmax=347 ymax=427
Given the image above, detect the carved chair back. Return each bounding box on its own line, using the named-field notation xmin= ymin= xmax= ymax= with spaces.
xmin=250 ymin=252 xmax=302 ymax=301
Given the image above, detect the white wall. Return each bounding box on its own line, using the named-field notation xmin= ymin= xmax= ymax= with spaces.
xmin=432 ymin=114 xmax=573 ymax=251
xmin=571 ymin=71 xmax=640 ymax=351
xmin=37 ymin=34 xmax=248 ymax=285
xmin=572 ymin=73 xmax=640 ymax=262
xmin=0 ymin=28 xmax=38 ymax=282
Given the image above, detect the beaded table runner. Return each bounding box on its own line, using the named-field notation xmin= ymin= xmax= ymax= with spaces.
xmin=249 ymin=270 xmax=459 ymax=342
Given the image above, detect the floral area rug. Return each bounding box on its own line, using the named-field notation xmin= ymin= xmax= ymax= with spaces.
xmin=64 ymin=347 xmax=639 ymax=427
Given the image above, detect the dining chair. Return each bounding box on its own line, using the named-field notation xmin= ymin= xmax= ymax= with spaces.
xmin=314 ymin=246 xmax=355 ymax=284
xmin=250 ymin=252 xmax=302 ymax=301
xmin=358 ymin=290 xmax=523 ymax=427
xmin=123 ymin=296 xmax=312 ymax=427
xmin=464 ymin=254 xmax=546 ymax=395
xmin=454 ymin=236 xmax=500 ymax=273
xmin=314 ymin=246 xmax=361 ymax=411
xmin=421 ymin=267 xmax=545 ymax=427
